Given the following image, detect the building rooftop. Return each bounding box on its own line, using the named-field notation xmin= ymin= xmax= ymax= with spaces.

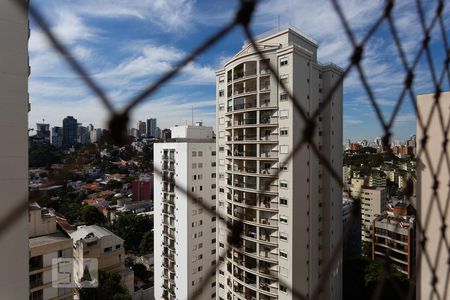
xmin=69 ymin=225 xmax=123 ymax=243
xmin=29 ymin=231 xmax=70 ymax=249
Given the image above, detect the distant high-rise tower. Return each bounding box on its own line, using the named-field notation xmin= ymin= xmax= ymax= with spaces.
xmin=216 ymin=27 xmax=343 ymax=300
xmin=51 ymin=126 xmax=63 ymax=148
xmin=62 ymin=116 xmax=77 ymax=148
xmin=36 ymin=123 xmax=50 ymax=143
xmin=137 ymin=120 xmax=146 ymax=137
xmin=153 ymin=124 xmax=217 ymax=299
xmin=0 ymin=0 xmax=30 ymax=298
xmin=147 ymin=118 xmax=157 ymax=138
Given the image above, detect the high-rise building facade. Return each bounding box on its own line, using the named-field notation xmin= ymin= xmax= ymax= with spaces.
xmin=417 ymin=91 xmax=450 ymax=299
xmin=137 ymin=120 xmax=147 ymax=137
xmin=36 ymin=123 xmax=50 ymax=144
xmin=154 ymin=124 xmax=217 ymax=300
xmin=147 ymin=118 xmax=157 ymax=138
xmin=62 ymin=116 xmax=77 ymax=148
xmin=215 ymin=27 xmax=343 ymax=300
xmin=0 ymin=1 xmax=29 ymax=298
xmin=51 ymin=126 xmax=63 ymax=148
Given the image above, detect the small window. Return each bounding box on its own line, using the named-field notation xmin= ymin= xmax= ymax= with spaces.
xmin=192 ymin=151 xmax=197 ymax=157
xmin=104 ymin=247 xmax=112 ymax=253
xmin=211 ymin=162 xmax=216 ymax=167
xmin=280 ymin=232 xmax=288 ymax=241
xmin=280 ymin=145 xmax=289 ymax=154
xmin=219 ymin=90 xmax=224 ymax=97
xmin=198 ymin=151 xmax=203 ymax=157
xmin=280 ymin=215 xmax=288 ymax=224
xmin=280 ymin=75 xmax=288 ymax=84
xmin=211 ymin=151 xmax=216 ymax=156
xmin=280 ymin=110 xmax=289 ymax=119
xmin=280 ymin=249 xmax=288 ymax=259
xmin=192 ymin=163 xmax=197 ymax=169
xmin=280 ymin=180 xmax=288 ymax=188
xmin=280 ymin=285 xmax=288 ymax=293
xmin=280 ymin=197 xmax=288 ymax=206
xmin=219 ymin=146 xmax=224 ymax=152
xmin=280 ymin=93 xmax=288 ymax=101
xmin=280 ymin=128 xmax=288 ymax=136
xmin=211 ymin=184 xmax=216 ymax=189
xmin=219 ymin=76 xmax=225 ymax=83
xmin=219 ymin=104 xmax=225 ymax=111
xmin=280 ymin=57 xmax=288 ymax=66
xmin=211 ymin=173 xmax=216 ymax=178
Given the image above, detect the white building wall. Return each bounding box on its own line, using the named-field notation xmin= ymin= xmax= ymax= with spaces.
xmin=154 ymin=141 xmax=216 ymax=300
xmin=0 ymin=1 xmax=29 ymax=298
xmin=216 ymin=27 xmax=343 ymax=300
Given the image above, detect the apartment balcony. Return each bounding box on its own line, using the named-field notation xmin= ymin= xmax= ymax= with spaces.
xmin=259 ymin=151 xmax=278 ymax=159
xmin=163 ymin=250 xmax=175 ymax=261
xmin=259 ymin=199 xmax=278 ymax=210
xmin=259 ymin=248 xmax=278 ymax=261
xmin=259 ymin=232 xmax=278 ymax=245
xmin=234 ymin=118 xmax=257 ymax=126
xmin=259 ymin=167 xmax=278 ymax=176
xmin=259 ymin=215 xmax=278 ymax=227
xmin=233 ymin=101 xmax=257 ymax=111
xmin=233 ymin=167 xmax=257 ymax=175
xmin=259 ymin=133 xmax=278 ymax=142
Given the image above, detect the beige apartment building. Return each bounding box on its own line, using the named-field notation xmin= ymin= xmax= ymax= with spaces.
xmin=359 ymin=187 xmax=387 ymax=243
xmin=69 ymin=225 xmax=134 ymax=295
xmin=153 ymin=124 xmax=217 ymax=300
xmin=0 ymin=1 xmax=29 ymax=298
xmin=417 ymin=91 xmax=450 ymax=299
xmin=29 ymin=203 xmax=73 ymax=300
xmin=215 ymin=27 xmax=343 ymax=300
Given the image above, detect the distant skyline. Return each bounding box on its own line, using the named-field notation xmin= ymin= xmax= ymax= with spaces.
xmin=28 ymin=0 xmax=449 ymax=140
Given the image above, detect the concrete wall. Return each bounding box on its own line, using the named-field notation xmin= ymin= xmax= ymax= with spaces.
xmin=0 ymin=0 xmax=29 ymax=298
xmin=417 ymin=92 xmax=450 ymax=299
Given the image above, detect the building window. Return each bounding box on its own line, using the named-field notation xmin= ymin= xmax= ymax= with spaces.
xmin=280 ymin=75 xmax=288 ymax=84
xmin=280 ymin=215 xmax=288 ymax=224
xmin=104 ymin=247 xmax=112 ymax=253
xmin=219 ymin=104 xmax=225 ymax=111
xmin=211 ymin=162 xmax=216 ymax=167
xmin=212 ymin=151 xmax=216 ymax=156
xmin=198 ymin=151 xmax=203 ymax=157
xmin=192 ymin=163 xmax=197 ymax=169
xmin=280 ymin=93 xmax=288 ymax=101
xmin=280 ymin=285 xmax=288 ymax=293
xmin=280 ymin=128 xmax=288 ymax=136
xmin=280 ymin=249 xmax=288 ymax=259
xmin=219 ymin=90 xmax=224 ymax=97
xmin=280 ymin=197 xmax=288 ymax=206
xmin=280 ymin=57 xmax=288 ymax=66
xmin=219 ymin=76 xmax=225 ymax=83
xmin=211 ymin=173 xmax=216 ymax=178
xmin=280 ymin=232 xmax=288 ymax=241
xmin=280 ymin=180 xmax=288 ymax=188
xmin=280 ymin=110 xmax=289 ymax=119
xmin=280 ymin=145 xmax=289 ymax=154
xmin=192 ymin=151 xmax=197 ymax=157
xmin=211 ymin=184 xmax=216 ymax=189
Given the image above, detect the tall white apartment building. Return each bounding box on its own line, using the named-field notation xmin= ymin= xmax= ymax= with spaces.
xmin=154 ymin=124 xmax=217 ymax=299
xmin=359 ymin=187 xmax=387 ymax=243
xmin=215 ymin=27 xmax=343 ymax=300
xmin=417 ymin=91 xmax=450 ymax=299
xmin=0 ymin=1 xmax=29 ymax=298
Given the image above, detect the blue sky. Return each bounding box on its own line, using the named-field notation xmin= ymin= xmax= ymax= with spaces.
xmin=28 ymin=0 xmax=449 ymax=141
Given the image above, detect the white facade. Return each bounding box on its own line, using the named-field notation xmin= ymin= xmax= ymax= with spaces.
xmin=171 ymin=123 xmax=214 ymax=139
xmin=0 ymin=1 xmax=29 ymax=298
xmin=359 ymin=187 xmax=387 ymax=243
xmin=216 ymin=27 xmax=343 ymax=300
xmin=154 ymin=139 xmax=217 ymax=299
xmin=417 ymin=92 xmax=450 ymax=299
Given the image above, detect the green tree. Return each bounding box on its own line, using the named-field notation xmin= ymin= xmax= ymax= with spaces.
xmin=108 ymin=214 xmax=153 ymax=252
xmin=79 ymin=270 xmax=131 ymax=300
xmin=132 ymin=263 xmax=151 ymax=281
xmin=80 ymin=205 xmax=106 ymax=225
xmin=29 ymin=143 xmax=63 ymax=168
xmin=139 ymin=231 xmax=154 ymax=255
